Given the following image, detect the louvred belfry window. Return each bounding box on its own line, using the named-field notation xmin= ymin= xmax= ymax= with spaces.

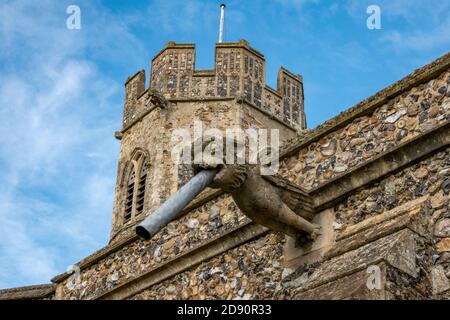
xmin=123 ymin=152 xmax=149 ymax=224
xmin=124 ymin=168 xmax=135 ymax=221
xmin=136 ymin=161 xmax=147 ymax=215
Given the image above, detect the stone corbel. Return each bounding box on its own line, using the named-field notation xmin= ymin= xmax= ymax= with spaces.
xmin=149 ymin=89 xmax=169 ymax=109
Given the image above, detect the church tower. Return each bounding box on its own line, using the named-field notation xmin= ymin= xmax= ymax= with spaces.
xmin=109 ymin=40 xmax=306 ymax=243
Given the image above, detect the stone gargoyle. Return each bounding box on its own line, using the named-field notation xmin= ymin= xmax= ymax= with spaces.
xmin=149 ymin=89 xmax=169 ymax=109
xmin=191 ymin=138 xmax=321 ymax=243
xmin=136 ymin=136 xmax=321 ymax=244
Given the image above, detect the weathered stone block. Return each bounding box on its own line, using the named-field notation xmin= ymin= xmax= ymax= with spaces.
xmin=430 ymin=265 xmax=450 ymax=295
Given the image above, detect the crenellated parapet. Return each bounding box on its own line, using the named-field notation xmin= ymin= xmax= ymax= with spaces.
xmin=122 ymin=39 xmax=306 ymax=130
xmin=150 ymin=42 xmax=196 ymax=97
xmin=123 ymin=70 xmax=146 ymax=127
xmin=278 ymin=67 xmax=305 ymax=126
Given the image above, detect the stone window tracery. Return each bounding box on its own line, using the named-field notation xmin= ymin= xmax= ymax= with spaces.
xmin=123 ymin=151 xmax=149 ymax=223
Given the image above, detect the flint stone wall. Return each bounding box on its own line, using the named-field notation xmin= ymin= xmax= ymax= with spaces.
xmin=279 ymin=69 xmax=449 ymax=190
xmin=128 ymin=148 xmax=448 ymax=300
xmin=52 ymin=53 xmax=450 ymax=300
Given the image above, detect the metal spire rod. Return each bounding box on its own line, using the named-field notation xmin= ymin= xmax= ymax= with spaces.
xmin=218 ymin=4 xmax=226 ymax=43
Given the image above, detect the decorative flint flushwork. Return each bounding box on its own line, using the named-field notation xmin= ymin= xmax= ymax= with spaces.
xmin=122 ymin=40 xmax=306 ymax=130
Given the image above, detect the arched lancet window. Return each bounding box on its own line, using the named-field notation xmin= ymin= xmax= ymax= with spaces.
xmin=123 ymin=151 xmax=149 ymax=223
xmin=136 ymin=160 xmax=147 ymax=216
xmin=124 ymin=168 xmax=135 ymax=221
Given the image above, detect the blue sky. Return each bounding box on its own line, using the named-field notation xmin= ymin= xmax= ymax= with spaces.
xmin=0 ymin=0 xmax=449 ymax=289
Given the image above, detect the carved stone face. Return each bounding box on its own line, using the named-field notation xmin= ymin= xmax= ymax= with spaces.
xmin=191 ymin=137 xmax=225 ymax=172
xmin=191 ymin=137 xmax=248 ymax=193
xmin=208 ymin=164 xmax=248 ymax=193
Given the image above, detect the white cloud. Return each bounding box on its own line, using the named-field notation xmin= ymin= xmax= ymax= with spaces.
xmin=379 ymin=16 xmax=450 ymax=52
xmin=275 ymin=0 xmax=320 ymax=9
xmin=0 ymin=0 xmax=140 ymax=288
xmin=124 ymin=0 xmax=216 ymax=34
xmin=346 ymin=0 xmax=450 ymax=25
xmin=344 ymin=0 xmax=450 ymax=54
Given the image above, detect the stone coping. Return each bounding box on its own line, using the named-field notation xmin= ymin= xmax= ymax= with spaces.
xmin=101 ymin=195 xmax=430 ymax=299
xmin=192 ymin=70 xmax=215 ymax=77
xmin=151 ymin=42 xmax=196 ymax=62
xmin=52 ymin=187 xmax=224 ymax=283
xmin=265 ymin=84 xmax=283 ymax=98
xmin=51 ymin=50 xmax=450 ymax=284
xmin=0 ymin=284 xmax=55 ymax=300
xmin=120 ymin=94 xmax=298 ymax=135
xmin=311 ymin=120 xmax=450 ymax=210
xmin=124 ymin=69 xmax=145 ymax=86
xmin=215 ymin=39 xmax=265 ymax=60
xmin=282 ymin=51 xmax=450 ymax=157
xmin=108 ymin=187 xmax=223 ymax=244
xmin=96 ymin=223 xmax=269 ymax=300
xmin=239 ymin=99 xmax=299 ymax=131
xmin=279 ymin=66 xmax=303 ymax=83
xmin=151 ymin=40 xmax=265 ymax=63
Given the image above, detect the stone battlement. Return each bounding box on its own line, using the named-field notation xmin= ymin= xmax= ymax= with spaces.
xmin=122 ymin=39 xmax=305 ymax=130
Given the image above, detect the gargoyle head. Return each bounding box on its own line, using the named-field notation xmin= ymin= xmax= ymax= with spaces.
xmin=191 ymin=136 xmax=250 ymax=193
xmin=149 ymin=89 xmax=168 ymax=109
